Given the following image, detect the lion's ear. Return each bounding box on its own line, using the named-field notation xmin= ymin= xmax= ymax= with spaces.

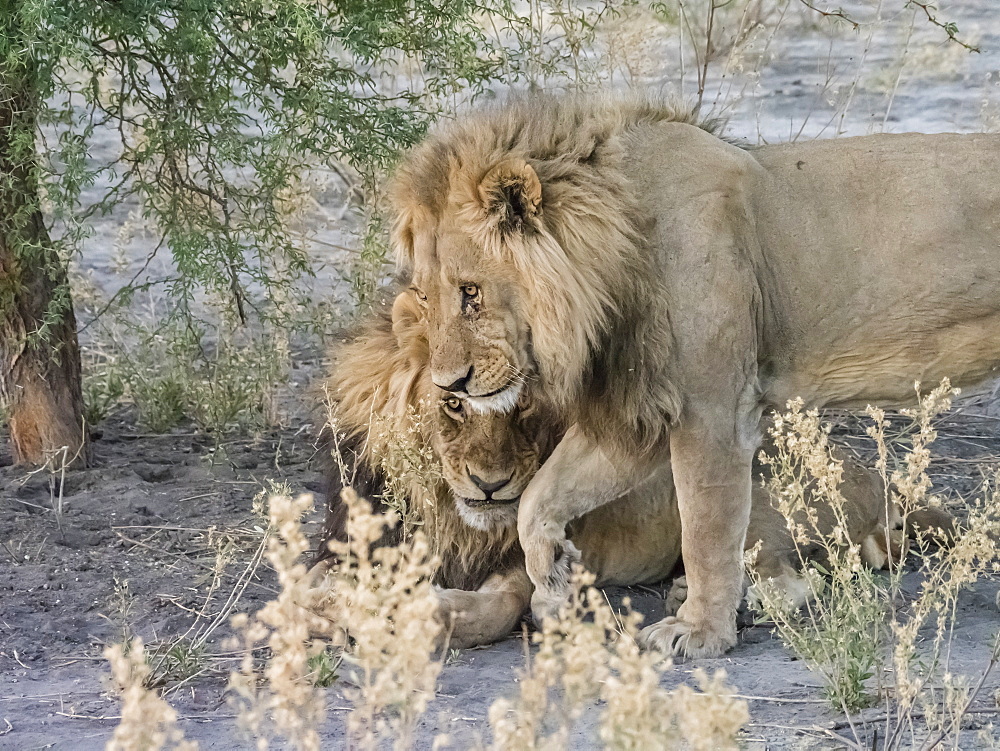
xmin=478 ymin=159 xmax=542 ymax=234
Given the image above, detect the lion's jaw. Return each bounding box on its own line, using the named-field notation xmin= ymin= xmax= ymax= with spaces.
xmin=454 ymin=497 xmax=519 ymax=532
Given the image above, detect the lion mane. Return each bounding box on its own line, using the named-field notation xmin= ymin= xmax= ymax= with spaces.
xmin=388 ymin=95 xmax=718 ymax=454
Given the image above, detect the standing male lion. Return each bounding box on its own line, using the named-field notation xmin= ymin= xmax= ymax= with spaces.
xmin=390 ymin=94 xmax=1000 ymax=658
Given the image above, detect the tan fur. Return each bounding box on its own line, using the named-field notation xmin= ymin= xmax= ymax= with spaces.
xmin=389 ymin=92 xmax=998 ymax=657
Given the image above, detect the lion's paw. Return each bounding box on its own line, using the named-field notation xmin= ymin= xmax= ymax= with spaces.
xmin=528 ymin=538 xmax=582 ymax=626
xmin=637 ymin=615 xmax=736 ymax=660
xmin=433 ymin=586 xmax=462 ymax=622
xmin=664 ymin=576 xmax=688 ymax=617
xmin=432 ymin=587 xmax=463 ymax=646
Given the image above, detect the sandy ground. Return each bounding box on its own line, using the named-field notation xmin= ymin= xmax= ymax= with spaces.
xmin=2 ymin=411 xmax=999 ymax=750
xmin=4 ymin=2 xmax=1000 ymax=749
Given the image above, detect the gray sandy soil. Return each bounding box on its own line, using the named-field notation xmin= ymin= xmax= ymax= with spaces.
xmin=2 ymin=410 xmax=999 ymax=749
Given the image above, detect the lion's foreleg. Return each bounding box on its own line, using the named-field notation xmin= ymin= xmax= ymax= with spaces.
xmin=517 ymin=424 xmax=653 ymax=624
xmin=435 ymin=566 xmax=533 ymax=650
xmin=638 ymin=410 xmax=754 ymax=659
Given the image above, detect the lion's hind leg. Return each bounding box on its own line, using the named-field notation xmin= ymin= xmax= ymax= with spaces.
xmin=906 ymin=507 xmax=957 ymax=546
xmin=746 ymin=554 xmax=811 ymax=614
xmin=861 ymin=505 xmax=958 ymax=571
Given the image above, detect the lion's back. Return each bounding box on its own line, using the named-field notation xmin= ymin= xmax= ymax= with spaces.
xmin=749 ymin=132 xmax=1000 ymax=409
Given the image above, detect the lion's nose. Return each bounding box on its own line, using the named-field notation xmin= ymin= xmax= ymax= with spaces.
xmin=469 ymin=472 xmax=512 ymax=498
xmin=439 ymin=365 xmax=474 ymax=393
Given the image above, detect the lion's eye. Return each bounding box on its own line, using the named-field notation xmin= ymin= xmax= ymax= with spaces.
xmin=442 ymin=396 xmax=463 ymax=415
xmin=411 ymin=286 xmax=427 ymax=302
xmin=461 ymin=284 xmax=479 ymax=299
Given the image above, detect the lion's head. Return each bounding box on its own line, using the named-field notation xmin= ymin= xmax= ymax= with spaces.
xmin=320 ymin=286 xmax=559 ymax=588
xmin=414 ymin=267 xmax=531 ymax=417
xmin=392 ymin=290 xmax=558 ymax=532
xmin=431 ymin=387 xmax=549 ymax=531
xmin=390 ymin=95 xmax=698 ymax=452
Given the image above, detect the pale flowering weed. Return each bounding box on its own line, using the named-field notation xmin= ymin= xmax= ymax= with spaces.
xmin=755 ymin=379 xmax=1000 ymax=749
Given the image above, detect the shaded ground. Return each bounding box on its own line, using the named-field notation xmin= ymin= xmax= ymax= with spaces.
xmin=2 ymin=400 xmax=999 ymax=750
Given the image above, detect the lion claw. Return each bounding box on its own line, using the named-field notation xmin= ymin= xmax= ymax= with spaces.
xmin=638 ymin=615 xmax=736 ymax=660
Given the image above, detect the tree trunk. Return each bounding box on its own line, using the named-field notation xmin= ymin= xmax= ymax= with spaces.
xmin=0 ymin=14 xmax=89 ymax=468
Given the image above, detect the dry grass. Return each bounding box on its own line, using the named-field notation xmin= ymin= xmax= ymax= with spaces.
xmin=227 ymin=492 xmax=328 ymax=751
xmin=754 ymin=379 xmax=1000 ymax=748
xmin=322 ymin=387 xmax=443 ymax=540
xmin=101 ymin=487 xmax=752 ymax=749
xmin=95 ymin=383 xmax=999 ymax=749
xmin=224 ymin=488 xmax=443 ymax=750
xmin=488 ymin=569 xmax=747 ymax=750
xmin=104 ymin=639 xmax=197 ymax=751
xmin=316 ymin=489 xmax=443 ymax=750
xmin=97 ymin=379 xmax=1000 ymax=750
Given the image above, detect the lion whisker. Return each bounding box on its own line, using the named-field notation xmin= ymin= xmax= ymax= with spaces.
xmin=505 ymin=364 xmax=537 ymax=384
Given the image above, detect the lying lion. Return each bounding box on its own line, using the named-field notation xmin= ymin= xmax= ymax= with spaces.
xmin=317 ymin=289 xmax=951 ymax=649
xmin=389 ymin=93 xmax=993 ymax=656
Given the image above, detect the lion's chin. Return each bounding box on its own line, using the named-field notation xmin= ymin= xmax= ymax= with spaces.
xmin=455 ymin=497 xmax=519 ymax=531
xmin=465 ymin=379 xmax=523 ymax=415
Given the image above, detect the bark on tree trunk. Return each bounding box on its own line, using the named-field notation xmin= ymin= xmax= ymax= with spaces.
xmin=0 ymin=28 xmax=89 ymax=467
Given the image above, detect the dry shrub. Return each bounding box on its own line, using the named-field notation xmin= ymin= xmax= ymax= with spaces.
xmin=104 ymin=638 xmax=197 ymax=751
xmin=360 ymin=404 xmax=443 ymax=539
xmin=755 ymin=379 xmax=1000 ymax=748
xmin=227 ymin=488 xmax=442 ymax=751
xmin=228 ymin=492 xmax=328 ymax=751
xmin=755 ymin=395 xmax=887 ymax=711
xmin=322 ymin=389 xmax=442 ymax=539
xmin=488 ymin=569 xmax=748 ymax=750
xmin=104 ymin=487 xmax=441 ymax=750
xmin=315 ymin=488 xmax=443 ymax=750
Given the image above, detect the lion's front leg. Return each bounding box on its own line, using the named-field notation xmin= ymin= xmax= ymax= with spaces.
xmin=435 ymin=567 xmax=533 ymax=650
xmin=517 ymin=424 xmax=650 ymax=625
xmin=638 ymin=411 xmax=754 ymax=659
